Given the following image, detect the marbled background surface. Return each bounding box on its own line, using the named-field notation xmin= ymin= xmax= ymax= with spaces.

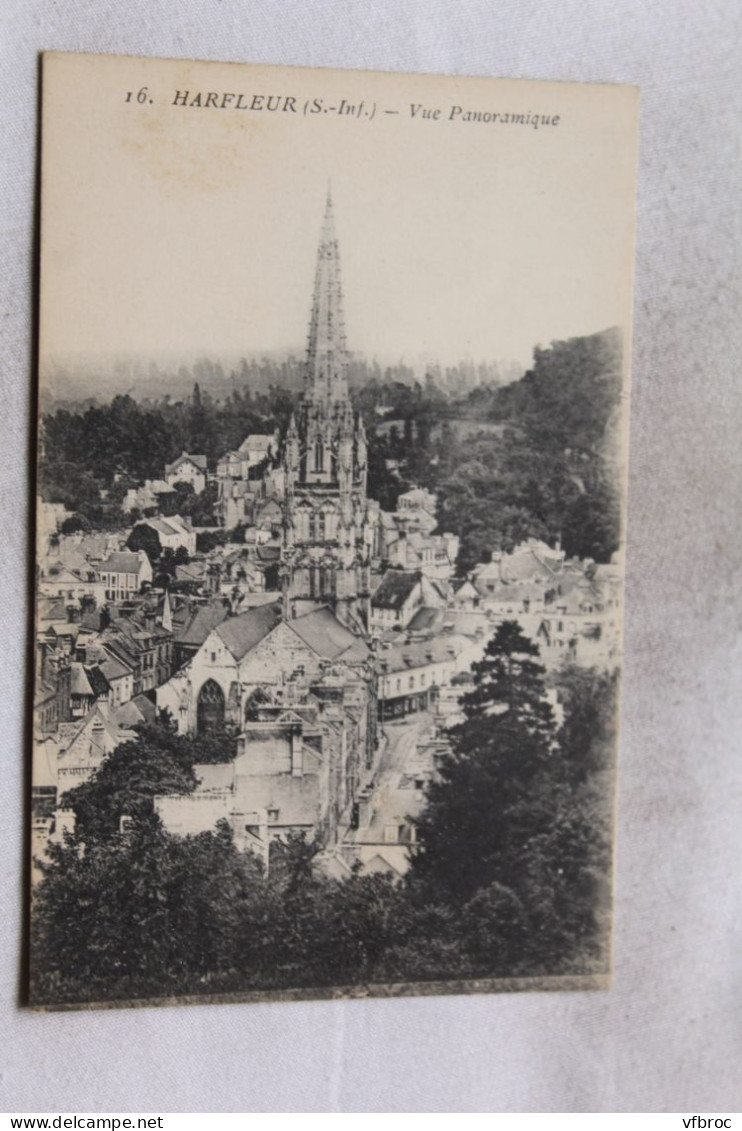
xmin=1 ymin=0 xmax=740 ymax=1112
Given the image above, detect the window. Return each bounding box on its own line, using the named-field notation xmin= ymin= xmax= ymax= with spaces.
xmin=211 ymin=651 xmax=217 ymax=663
xmin=409 ymin=676 xmax=415 ymax=689
xmin=268 ymin=808 xmax=279 ymax=822
xmin=314 ymin=436 xmax=325 ymax=472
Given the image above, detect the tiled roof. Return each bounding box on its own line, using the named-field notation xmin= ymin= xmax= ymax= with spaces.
xmin=113 ymin=694 xmax=157 ymax=727
xmin=216 ymin=602 xmax=282 ymax=660
xmin=371 ymin=570 xmax=422 ymax=610
xmin=99 ymin=654 xmax=132 ymax=682
xmin=176 ymin=604 xmax=229 ymax=647
xmin=166 ymin=451 xmax=207 ymax=474
xmin=381 ymin=634 xmax=464 ymax=674
xmin=289 ymin=607 xmax=369 ymax=661
xmin=407 ymin=606 xmax=445 ymax=634
xmin=70 ymin=664 xmax=93 ymax=698
xmin=238 ymin=434 xmax=275 ymax=454
xmin=100 ymin=551 xmax=143 ymax=574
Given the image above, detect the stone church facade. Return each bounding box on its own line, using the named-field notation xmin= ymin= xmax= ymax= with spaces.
xmin=281 ymin=191 xmax=380 ymax=632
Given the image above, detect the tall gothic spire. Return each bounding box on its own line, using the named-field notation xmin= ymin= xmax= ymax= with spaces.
xmin=305 ymin=188 xmax=349 ymax=408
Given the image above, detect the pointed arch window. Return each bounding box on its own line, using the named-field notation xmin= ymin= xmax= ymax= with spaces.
xmin=197 ymin=679 xmax=225 ymax=734
xmin=314 ymin=436 xmax=325 ymax=472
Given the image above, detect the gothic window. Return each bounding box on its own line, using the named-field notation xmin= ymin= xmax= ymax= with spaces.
xmin=317 ymin=510 xmax=326 ymax=540
xmin=309 ymin=566 xmax=318 ymax=599
xmin=319 ymin=566 xmax=335 ymax=598
xmin=197 ymin=679 xmax=225 ymax=734
xmin=314 ymin=436 xmax=325 ymax=472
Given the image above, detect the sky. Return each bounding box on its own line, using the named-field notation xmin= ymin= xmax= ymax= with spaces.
xmin=40 ymin=54 xmax=638 ymax=381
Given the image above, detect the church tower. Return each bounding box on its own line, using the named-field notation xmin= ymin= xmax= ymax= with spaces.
xmin=281 ymin=191 xmax=374 ymax=630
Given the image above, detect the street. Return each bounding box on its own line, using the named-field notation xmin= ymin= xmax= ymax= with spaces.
xmin=345 ymin=711 xmax=435 ymax=848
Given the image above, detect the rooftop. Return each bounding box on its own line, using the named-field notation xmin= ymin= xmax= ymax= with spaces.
xmin=288 ymin=606 xmax=369 ymax=662
xmin=176 ymin=603 xmax=229 ymax=648
xmin=215 ymin=602 xmax=283 ymax=660
xmin=100 ymin=551 xmax=144 ymax=575
xmin=371 ymin=570 xmax=422 ymax=611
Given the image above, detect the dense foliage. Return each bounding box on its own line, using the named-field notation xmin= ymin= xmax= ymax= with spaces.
xmin=39 ymin=329 xmax=621 ymax=569
xmin=32 ymin=626 xmax=616 ymax=1005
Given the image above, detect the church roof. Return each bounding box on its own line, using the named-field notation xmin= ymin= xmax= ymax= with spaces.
xmin=176 ymin=603 xmax=229 ymax=647
xmin=215 ymin=602 xmax=282 ymax=660
xmin=288 ymin=606 xmax=369 ymax=661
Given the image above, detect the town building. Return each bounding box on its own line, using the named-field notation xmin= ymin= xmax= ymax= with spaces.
xmin=164 ymin=451 xmax=208 ymax=494
xmin=376 ymin=632 xmax=480 ymax=719
xmin=130 ymin=514 xmax=197 ymax=556
xmin=97 ymin=550 xmax=153 ymax=601
xmin=369 ymin=569 xmax=445 ymax=634
xmin=123 ymin=479 xmax=177 ymax=515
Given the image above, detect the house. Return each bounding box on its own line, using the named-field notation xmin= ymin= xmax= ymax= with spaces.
xmin=55 ymin=706 xmax=137 ymax=794
xmin=238 ymin=432 xmax=279 ymax=468
xmin=397 ymin=486 xmax=437 ymax=515
xmin=376 ymin=633 xmax=474 ymax=719
xmin=450 ymin=579 xmax=480 ymax=609
xmin=216 ymin=432 xmax=279 ymax=482
xmin=123 ymin=479 xmax=177 ymax=515
xmin=472 ymin=539 xmax=566 ymax=596
xmin=164 ymin=451 xmax=207 ymax=494
xmin=98 ymin=550 xmax=153 ymax=601
xmin=390 ymin=530 xmax=459 ymax=582
xmin=100 ymin=613 xmax=164 ymax=697
xmin=393 ymin=486 xmax=438 ymax=537
xmin=38 ymin=560 xmax=107 ymax=605
xmin=131 ymin=515 xmax=196 ymax=556
xmin=69 ymin=662 xmax=110 ymax=717
xmin=99 ymin=652 xmax=135 ymax=709
xmin=34 ymin=638 xmax=71 ymax=735
xmin=369 ymin=569 xmax=445 ymax=633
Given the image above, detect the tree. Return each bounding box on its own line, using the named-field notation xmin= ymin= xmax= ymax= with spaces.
xmin=62 ymin=723 xmax=199 ymax=843
xmin=60 ymin=513 xmax=91 ymax=534
xmin=126 ymin=523 xmax=161 ymax=563
xmin=407 ymin=628 xmax=618 ymax=977
xmin=410 ymin=621 xmax=557 ymax=906
xmin=30 ymin=817 xmax=260 ymax=1005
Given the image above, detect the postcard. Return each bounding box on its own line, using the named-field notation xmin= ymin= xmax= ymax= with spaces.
xmin=31 ymin=51 xmax=638 ymax=1008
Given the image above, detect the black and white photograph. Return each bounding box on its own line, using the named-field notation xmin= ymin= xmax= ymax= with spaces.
xmin=31 ymin=52 xmax=638 ymax=1010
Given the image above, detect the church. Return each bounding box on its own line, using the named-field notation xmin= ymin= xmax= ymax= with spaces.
xmin=280 ymin=191 xmax=381 ymax=632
